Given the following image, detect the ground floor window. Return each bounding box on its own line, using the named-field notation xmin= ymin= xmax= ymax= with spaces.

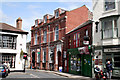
xmin=70 ymin=54 xmax=81 ymax=72
xmin=2 ymin=53 xmax=16 ymax=68
xmin=105 ymin=53 xmax=120 ymax=68
xmin=114 ymin=54 xmax=120 ymax=67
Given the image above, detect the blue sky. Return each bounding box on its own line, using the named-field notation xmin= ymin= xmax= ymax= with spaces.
xmin=0 ymin=1 xmax=92 ymax=42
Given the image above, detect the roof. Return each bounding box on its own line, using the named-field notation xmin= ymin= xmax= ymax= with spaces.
xmin=0 ymin=23 xmax=28 ymax=34
xmin=66 ymin=20 xmax=92 ymax=34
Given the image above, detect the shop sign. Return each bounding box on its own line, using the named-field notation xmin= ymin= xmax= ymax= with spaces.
xmin=83 ymin=41 xmax=89 ymax=45
xmin=104 ymin=48 xmax=120 ymax=52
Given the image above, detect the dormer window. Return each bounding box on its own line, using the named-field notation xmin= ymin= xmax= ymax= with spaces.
xmin=44 ymin=16 xmax=47 ymax=23
xmin=35 ymin=20 xmax=38 ymax=27
xmin=55 ymin=11 xmax=59 ymax=18
xmin=105 ymin=0 xmax=115 ymax=11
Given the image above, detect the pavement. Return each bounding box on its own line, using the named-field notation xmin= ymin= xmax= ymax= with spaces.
xmin=30 ymin=69 xmax=92 ymax=80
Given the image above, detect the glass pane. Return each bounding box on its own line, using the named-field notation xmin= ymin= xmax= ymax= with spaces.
xmin=114 ymin=55 xmax=120 ymax=67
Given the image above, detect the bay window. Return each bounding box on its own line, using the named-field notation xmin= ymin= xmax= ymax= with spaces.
xmin=102 ymin=19 xmax=118 ymax=39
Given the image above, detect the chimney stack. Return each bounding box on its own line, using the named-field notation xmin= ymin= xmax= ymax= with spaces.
xmin=16 ymin=17 xmax=22 ymax=30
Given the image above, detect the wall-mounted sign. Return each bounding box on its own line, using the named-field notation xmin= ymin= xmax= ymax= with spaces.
xmin=83 ymin=41 xmax=89 ymax=45
xmin=104 ymin=48 xmax=120 ymax=52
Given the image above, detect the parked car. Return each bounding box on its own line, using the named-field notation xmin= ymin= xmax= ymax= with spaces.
xmin=0 ymin=64 xmax=8 ymax=78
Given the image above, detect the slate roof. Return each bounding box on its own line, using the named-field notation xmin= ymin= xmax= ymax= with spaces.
xmin=0 ymin=23 xmax=28 ymax=34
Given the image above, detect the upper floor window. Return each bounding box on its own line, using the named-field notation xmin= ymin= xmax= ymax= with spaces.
xmin=105 ymin=0 xmax=115 ymax=11
xmin=44 ymin=16 xmax=47 ymax=23
xmin=35 ymin=20 xmax=38 ymax=27
xmin=102 ymin=19 xmax=118 ymax=39
xmin=55 ymin=26 xmax=59 ymax=40
xmin=85 ymin=29 xmax=88 ymax=36
xmin=0 ymin=35 xmax=17 ymax=49
xmin=35 ymin=33 xmax=37 ymax=45
xmin=43 ymin=31 xmax=47 ymax=43
xmin=55 ymin=11 xmax=59 ymax=18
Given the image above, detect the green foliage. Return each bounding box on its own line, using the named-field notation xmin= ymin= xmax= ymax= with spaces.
xmin=20 ymin=49 xmax=24 ymax=60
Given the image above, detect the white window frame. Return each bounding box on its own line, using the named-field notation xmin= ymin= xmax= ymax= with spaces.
xmin=43 ymin=31 xmax=47 ymax=43
xmin=54 ymin=26 xmax=59 ymax=41
xmin=104 ymin=0 xmax=115 ymax=11
xmin=55 ymin=11 xmax=59 ymax=18
xmin=35 ymin=33 xmax=37 ymax=45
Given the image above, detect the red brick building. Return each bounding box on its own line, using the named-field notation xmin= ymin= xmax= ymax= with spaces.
xmin=63 ymin=20 xmax=92 ymax=77
xmin=30 ymin=5 xmax=92 ymax=71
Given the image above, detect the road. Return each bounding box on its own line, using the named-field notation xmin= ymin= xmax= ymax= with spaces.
xmin=5 ymin=69 xmax=66 ymax=78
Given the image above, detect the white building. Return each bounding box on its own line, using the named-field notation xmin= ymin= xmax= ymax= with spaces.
xmin=0 ymin=17 xmax=28 ymax=71
xmin=93 ymin=0 xmax=120 ymax=77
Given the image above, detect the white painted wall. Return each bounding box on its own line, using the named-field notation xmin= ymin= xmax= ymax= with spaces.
xmin=93 ymin=0 xmax=120 ymax=46
xmin=0 ymin=31 xmax=27 ymax=71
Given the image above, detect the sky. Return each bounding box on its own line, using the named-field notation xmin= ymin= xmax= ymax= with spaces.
xmin=0 ymin=0 xmax=92 ymax=42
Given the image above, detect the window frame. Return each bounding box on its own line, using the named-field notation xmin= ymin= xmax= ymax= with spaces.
xmin=104 ymin=0 xmax=115 ymax=11
xmin=102 ymin=18 xmax=118 ymax=39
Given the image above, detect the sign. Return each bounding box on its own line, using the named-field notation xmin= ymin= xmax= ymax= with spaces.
xmin=104 ymin=48 xmax=120 ymax=52
xmin=83 ymin=41 xmax=89 ymax=45
xmin=64 ymin=51 xmax=66 ymax=58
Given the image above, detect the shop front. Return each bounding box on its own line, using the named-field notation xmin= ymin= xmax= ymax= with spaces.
xmin=67 ymin=47 xmax=92 ymax=77
xmin=102 ymin=45 xmax=120 ymax=77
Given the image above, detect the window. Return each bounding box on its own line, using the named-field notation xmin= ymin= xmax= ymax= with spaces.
xmin=85 ymin=30 xmax=88 ymax=36
xmin=2 ymin=54 xmax=16 ymax=68
xmin=43 ymin=50 xmax=46 ymax=63
xmin=73 ymin=33 xmax=80 ymax=48
xmin=102 ymin=19 xmax=118 ymax=39
xmin=105 ymin=0 xmax=115 ymax=11
xmin=44 ymin=16 xmax=47 ymax=23
xmin=43 ymin=31 xmax=47 ymax=43
xmin=76 ymin=33 xmax=78 ymax=47
xmin=114 ymin=54 xmax=120 ymax=67
xmin=0 ymin=35 xmax=17 ymax=49
xmin=35 ymin=33 xmax=37 ymax=45
xmin=55 ymin=26 xmax=59 ymax=40
xmin=55 ymin=11 xmax=59 ymax=18
xmin=35 ymin=20 xmax=38 ymax=27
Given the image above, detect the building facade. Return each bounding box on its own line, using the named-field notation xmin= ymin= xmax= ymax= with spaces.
xmin=26 ymin=41 xmax=31 ymax=68
xmin=0 ymin=17 xmax=28 ymax=71
xmin=64 ymin=20 xmax=92 ymax=77
xmin=30 ymin=5 xmax=92 ymax=71
xmin=93 ymin=0 xmax=120 ymax=77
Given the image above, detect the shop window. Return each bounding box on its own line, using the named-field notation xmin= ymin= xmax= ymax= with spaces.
xmin=70 ymin=54 xmax=81 ymax=72
xmin=114 ymin=54 xmax=120 ymax=67
xmin=2 ymin=54 xmax=16 ymax=68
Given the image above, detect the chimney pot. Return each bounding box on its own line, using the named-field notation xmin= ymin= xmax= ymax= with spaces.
xmin=16 ymin=17 xmax=22 ymax=30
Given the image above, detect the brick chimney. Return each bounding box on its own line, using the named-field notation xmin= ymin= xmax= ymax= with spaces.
xmin=16 ymin=17 xmax=22 ymax=30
